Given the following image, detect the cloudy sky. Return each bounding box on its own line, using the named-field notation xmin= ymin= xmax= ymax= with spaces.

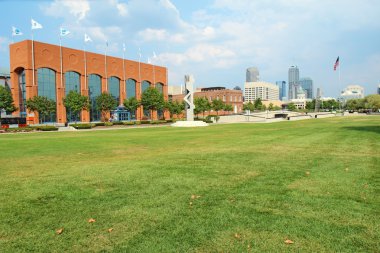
xmin=0 ymin=0 xmax=379 ymax=97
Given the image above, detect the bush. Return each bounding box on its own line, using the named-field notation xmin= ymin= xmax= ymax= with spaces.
xmin=166 ymin=119 xmax=174 ymax=123
xmin=123 ymin=121 xmax=135 ymax=126
xmin=205 ymin=115 xmax=220 ymax=122
xmin=112 ymin=121 xmax=123 ymax=125
xmin=94 ymin=122 xmax=105 ymax=126
xmin=134 ymin=121 xmax=141 ymax=125
xmin=140 ymin=120 xmax=151 ymax=124
xmin=5 ymin=127 xmax=34 ymax=132
xmin=71 ymin=124 xmax=92 ymax=129
xmin=150 ymin=120 xmax=167 ymax=124
xmin=35 ymin=126 xmax=58 ymax=131
xmin=104 ymin=122 xmax=113 ymax=126
xmin=203 ymin=120 xmax=213 ymax=123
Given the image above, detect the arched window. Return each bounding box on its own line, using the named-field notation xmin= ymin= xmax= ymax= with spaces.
xmin=65 ymin=71 xmax=81 ymax=122
xmin=155 ymin=82 xmax=164 ymax=119
xmin=37 ymin=68 xmax=56 ymax=123
xmin=17 ymin=69 xmax=26 ymax=117
xmin=142 ymin=80 xmax=151 ymax=93
xmin=88 ymin=74 xmax=101 ymax=122
xmin=109 ymin=76 xmax=120 ymax=107
xmin=155 ymin=82 xmax=164 ymax=94
xmin=65 ymin=71 xmax=80 ymax=95
xmin=126 ymin=79 xmax=136 ymax=99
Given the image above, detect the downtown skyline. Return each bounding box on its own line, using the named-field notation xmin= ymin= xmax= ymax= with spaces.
xmin=0 ymin=0 xmax=379 ymax=97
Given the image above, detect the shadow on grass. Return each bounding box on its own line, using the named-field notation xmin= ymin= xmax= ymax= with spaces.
xmin=343 ymin=125 xmax=380 ymax=134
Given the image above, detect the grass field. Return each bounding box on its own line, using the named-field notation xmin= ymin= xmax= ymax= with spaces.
xmin=0 ymin=116 xmax=379 ymax=252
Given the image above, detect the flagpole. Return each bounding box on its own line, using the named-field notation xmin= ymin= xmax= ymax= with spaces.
xmin=122 ymin=44 xmax=126 ymax=104
xmin=105 ymin=42 xmax=108 ymax=91
xmin=138 ymin=48 xmax=142 ymax=119
xmin=84 ymin=44 xmax=87 ymax=90
xmin=31 ymin=31 xmax=35 ymax=87
xmin=59 ymin=35 xmax=63 ymax=89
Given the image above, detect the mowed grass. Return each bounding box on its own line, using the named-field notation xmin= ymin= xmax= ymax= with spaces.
xmin=0 ymin=117 xmax=379 ymax=252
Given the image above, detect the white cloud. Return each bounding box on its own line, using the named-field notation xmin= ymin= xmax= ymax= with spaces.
xmin=43 ymin=0 xmax=90 ymax=22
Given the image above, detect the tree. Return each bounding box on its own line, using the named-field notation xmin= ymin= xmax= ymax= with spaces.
xmin=306 ymin=99 xmax=316 ymax=110
xmin=224 ymin=104 xmax=233 ymax=114
xmin=123 ymin=97 xmax=140 ymax=119
xmin=95 ymin=92 xmax=117 ymax=122
xmin=172 ymin=101 xmax=185 ymax=118
xmin=194 ymin=97 xmax=211 ymax=118
xmin=63 ymin=91 xmax=89 ymax=124
xmin=26 ymin=96 xmax=56 ymax=124
xmin=268 ymin=103 xmax=274 ymax=111
xmin=364 ymin=94 xmax=380 ymax=112
xmin=0 ymin=86 xmax=17 ymax=126
xmin=141 ymin=87 xmax=165 ymax=119
xmin=211 ymin=99 xmax=225 ymax=115
xmin=254 ymin=98 xmax=263 ymax=110
xmin=273 ymin=105 xmax=281 ymax=111
xmin=233 ymin=86 xmax=241 ymax=90
xmin=243 ymin=102 xmax=255 ymax=112
xmin=287 ymin=102 xmax=297 ymax=111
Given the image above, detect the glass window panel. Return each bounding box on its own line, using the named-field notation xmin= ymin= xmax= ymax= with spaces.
xmin=108 ymin=76 xmax=120 ymax=107
xmin=37 ymin=68 xmax=56 ymax=123
xmin=65 ymin=71 xmax=81 ymax=95
xmin=126 ymin=79 xmax=136 ymax=99
xmin=88 ymin=74 xmax=102 ymax=122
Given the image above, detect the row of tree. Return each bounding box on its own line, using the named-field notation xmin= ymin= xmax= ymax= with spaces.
xmin=344 ymin=95 xmax=380 ymax=111
xmin=243 ymin=98 xmax=282 ymax=112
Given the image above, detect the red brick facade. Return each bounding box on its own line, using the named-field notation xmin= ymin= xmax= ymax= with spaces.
xmin=9 ymin=40 xmax=168 ymax=124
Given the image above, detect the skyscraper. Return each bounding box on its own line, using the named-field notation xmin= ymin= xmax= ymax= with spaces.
xmin=246 ymin=67 xmax=260 ymax=82
xmin=275 ymin=81 xmax=287 ymax=100
xmin=288 ymin=66 xmax=299 ymax=99
xmin=299 ymin=77 xmax=313 ymax=99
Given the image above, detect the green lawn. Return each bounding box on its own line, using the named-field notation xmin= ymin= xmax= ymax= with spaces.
xmin=0 ymin=117 xmax=379 ymax=252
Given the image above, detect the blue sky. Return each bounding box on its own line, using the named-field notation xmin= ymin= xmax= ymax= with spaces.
xmin=0 ymin=0 xmax=379 ymax=97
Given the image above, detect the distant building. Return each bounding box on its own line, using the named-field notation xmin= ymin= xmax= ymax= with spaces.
xmin=168 ymin=85 xmax=183 ymax=96
xmin=275 ymin=81 xmax=286 ymax=100
xmin=340 ymin=85 xmax=364 ymax=102
xmin=0 ymin=73 xmax=12 ymax=118
xmin=299 ymin=77 xmax=313 ymax=99
xmin=244 ymin=81 xmax=279 ymax=102
xmin=288 ymin=66 xmax=299 ymax=100
xmin=246 ymin=67 xmax=260 ymax=82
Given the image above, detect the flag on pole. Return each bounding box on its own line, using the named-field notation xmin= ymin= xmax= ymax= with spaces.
xmin=147 ymin=57 xmax=152 ymax=64
xmin=12 ymin=27 xmax=23 ymax=36
xmin=138 ymin=47 xmax=142 ymax=59
xmin=31 ymin=19 xmax=43 ymax=29
xmin=123 ymin=43 xmax=126 ymax=52
xmin=153 ymin=51 xmax=157 ymax=59
xmin=60 ymin=27 xmax=70 ymax=37
xmin=84 ymin=33 xmax=92 ymax=43
xmin=334 ymin=56 xmax=339 ymax=71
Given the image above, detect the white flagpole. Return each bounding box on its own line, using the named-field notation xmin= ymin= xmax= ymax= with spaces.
xmin=59 ymin=35 xmax=63 ymax=89
xmin=84 ymin=44 xmax=87 ymax=90
xmin=122 ymin=44 xmax=126 ymax=102
xmin=105 ymin=41 xmax=108 ymax=91
xmin=31 ymin=30 xmax=35 ymax=87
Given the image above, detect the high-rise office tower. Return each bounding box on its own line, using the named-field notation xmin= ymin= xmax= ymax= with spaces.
xmin=275 ymin=81 xmax=287 ymax=100
xmin=246 ymin=67 xmax=260 ymax=82
xmin=299 ymin=77 xmax=313 ymax=99
xmin=288 ymin=66 xmax=299 ymax=99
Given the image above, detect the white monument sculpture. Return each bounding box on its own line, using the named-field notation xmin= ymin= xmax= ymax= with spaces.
xmin=171 ymin=75 xmax=208 ymax=127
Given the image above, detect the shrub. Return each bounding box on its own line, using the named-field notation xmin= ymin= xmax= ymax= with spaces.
xmin=5 ymin=127 xmax=34 ymax=132
xmin=104 ymin=122 xmax=113 ymax=127
xmin=134 ymin=121 xmax=141 ymax=125
xmin=71 ymin=124 xmax=92 ymax=129
xmin=123 ymin=121 xmax=135 ymax=125
xmin=166 ymin=119 xmax=174 ymax=123
xmin=140 ymin=120 xmax=151 ymax=124
xmin=203 ymin=120 xmax=213 ymax=123
xmin=35 ymin=126 xmax=58 ymax=131
xmin=112 ymin=121 xmax=123 ymax=125
xmin=150 ymin=120 xmax=167 ymax=124
xmin=205 ymin=115 xmax=220 ymax=122
xmin=94 ymin=122 xmax=105 ymax=127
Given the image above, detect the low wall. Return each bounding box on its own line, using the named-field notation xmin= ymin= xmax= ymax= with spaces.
xmin=315 ymin=113 xmax=336 ymax=119
xmin=287 ymin=115 xmax=313 ymax=121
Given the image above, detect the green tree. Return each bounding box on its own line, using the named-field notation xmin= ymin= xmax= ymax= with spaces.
xmin=364 ymin=94 xmax=380 ymax=111
xmin=123 ymin=97 xmax=140 ymax=119
xmin=95 ymin=92 xmax=117 ymax=122
xmin=224 ymin=104 xmax=233 ymax=114
xmin=268 ymin=103 xmax=274 ymax=111
xmin=254 ymin=98 xmax=263 ymax=110
xmin=63 ymin=91 xmax=89 ymax=124
xmin=243 ymin=102 xmax=255 ymax=112
xmin=26 ymin=96 xmax=56 ymax=124
xmin=211 ymin=99 xmax=225 ymax=116
xmin=273 ymin=105 xmax=281 ymax=110
xmin=141 ymin=87 xmax=165 ymax=119
xmin=0 ymin=86 xmax=17 ymax=126
xmin=287 ymin=102 xmax=297 ymax=111
xmin=194 ymin=97 xmax=211 ymax=118
xmin=306 ymin=99 xmax=316 ymax=110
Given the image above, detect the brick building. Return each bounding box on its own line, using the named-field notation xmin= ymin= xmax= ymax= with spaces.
xmin=171 ymin=86 xmax=243 ymax=115
xmin=9 ymin=40 xmax=168 ymax=124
